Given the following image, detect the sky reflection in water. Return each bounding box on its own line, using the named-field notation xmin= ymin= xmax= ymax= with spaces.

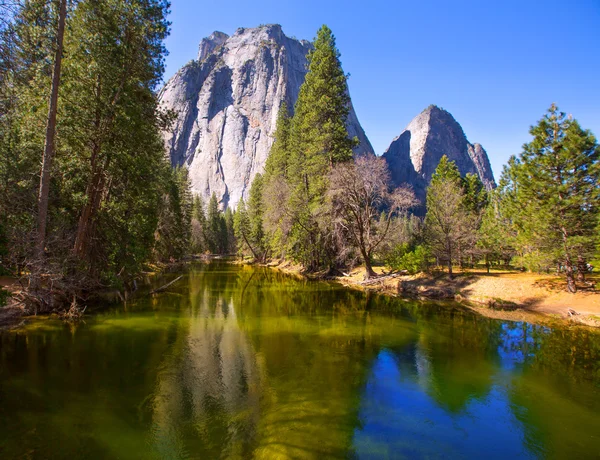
xmin=0 ymin=262 xmax=599 ymax=459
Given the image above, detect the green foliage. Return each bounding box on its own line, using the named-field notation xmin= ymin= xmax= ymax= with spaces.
xmin=223 ymin=207 xmax=236 ymax=254
xmin=154 ymin=167 xmax=193 ymax=262
xmin=264 ymin=102 xmax=291 ymax=181
xmin=233 ymin=198 xmax=251 ymax=257
xmin=385 ymin=244 xmax=430 ymax=274
xmin=247 ymin=174 xmax=268 ymax=260
xmin=498 ymin=104 xmax=599 ymax=289
xmin=0 ymin=0 xmax=185 ymax=293
xmin=476 ymin=192 xmax=515 ymax=267
xmin=191 ymin=195 xmax=207 ymax=253
xmin=205 ymin=193 xmax=222 ymax=254
xmin=462 ymin=173 xmax=488 ymax=214
xmin=283 ymin=25 xmax=357 ymax=270
xmin=430 ymin=155 xmax=462 ymax=186
xmin=199 ymin=193 xmax=235 ymax=255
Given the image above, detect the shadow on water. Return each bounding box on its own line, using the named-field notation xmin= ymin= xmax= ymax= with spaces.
xmin=0 ymin=261 xmax=599 ymax=458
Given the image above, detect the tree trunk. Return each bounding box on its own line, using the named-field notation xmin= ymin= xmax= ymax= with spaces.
xmin=32 ymin=0 xmax=67 ymax=289
xmin=577 ymin=255 xmax=586 ymax=282
xmin=565 ymin=257 xmax=577 ymax=293
xmin=73 ymin=166 xmax=106 ymax=259
xmin=362 ymin=249 xmax=376 ymax=280
xmin=447 ymin=240 xmax=453 ymax=279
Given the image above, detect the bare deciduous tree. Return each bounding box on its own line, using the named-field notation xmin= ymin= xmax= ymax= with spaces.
xmin=424 ymin=178 xmax=476 ymax=278
xmin=328 ymin=156 xmax=417 ymax=279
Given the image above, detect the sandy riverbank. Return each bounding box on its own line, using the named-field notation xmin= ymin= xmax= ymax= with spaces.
xmin=265 ymin=262 xmax=600 ymax=328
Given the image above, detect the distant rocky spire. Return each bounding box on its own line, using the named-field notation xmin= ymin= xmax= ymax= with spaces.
xmin=197 ymin=31 xmax=228 ymax=62
xmin=383 ymin=105 xmax=495 ymax=202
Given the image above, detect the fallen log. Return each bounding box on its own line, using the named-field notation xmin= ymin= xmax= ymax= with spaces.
xmin=150 ymin=276 xmax=183 ymax=294
xmin=360 ymin=272 xmax=406 ymax=286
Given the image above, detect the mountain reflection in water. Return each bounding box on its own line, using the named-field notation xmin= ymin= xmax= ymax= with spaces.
xmin=0 ymin=262 xmax=598 ymax=459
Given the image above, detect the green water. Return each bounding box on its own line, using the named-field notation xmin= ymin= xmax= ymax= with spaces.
xmin=1 ymin=263 xmax=599 ymax=459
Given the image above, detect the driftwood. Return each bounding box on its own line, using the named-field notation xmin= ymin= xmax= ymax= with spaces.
xmin=360 ymin=272 xmax=407 ymax=286
xmin=150 ymin=276 xmax=183 ymax=294
xmin=567 ymin=308 xmax=579 ymax=317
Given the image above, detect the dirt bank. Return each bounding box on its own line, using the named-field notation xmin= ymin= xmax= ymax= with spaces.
xmin=267 ymin=263 xmax=600 ymax=328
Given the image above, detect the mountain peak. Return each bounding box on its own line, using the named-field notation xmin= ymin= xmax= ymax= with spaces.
xmin=198 ymin=31 xmax=229 ymax=61
xmin=161 ymin=25 xmax=373 ymax=209
xmin=383 ymin=105 xmax=495 ymax=202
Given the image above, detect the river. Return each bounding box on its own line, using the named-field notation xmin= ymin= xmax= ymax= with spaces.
xmin=0 ymin=262 xmax=599 ymax=458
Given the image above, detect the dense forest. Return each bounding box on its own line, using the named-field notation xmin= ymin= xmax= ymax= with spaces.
xmin=0 ymin=0 xmax=191 ymax=311
xmin=0 ymin=3 xmax=598 ymax=313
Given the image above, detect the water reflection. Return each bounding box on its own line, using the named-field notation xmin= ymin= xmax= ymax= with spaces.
xmin=0 ymin=262 xmax=599 ymax=459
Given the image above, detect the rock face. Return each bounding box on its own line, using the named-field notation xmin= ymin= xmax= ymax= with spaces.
xmin=383 ymin=105 xmax=495 ymax=202
xmin=159 ymin=24 xmax=374 ymax=209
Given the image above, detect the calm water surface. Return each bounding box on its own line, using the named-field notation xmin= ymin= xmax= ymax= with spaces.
xmin=1 ymin=262 xmax=599 ymax=459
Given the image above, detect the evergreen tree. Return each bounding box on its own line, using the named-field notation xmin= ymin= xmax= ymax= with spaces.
xmin=285 ymin=25 xmax=357 ymax=270
xmin=154 ymin=167 xmax=193 ymax=261
xmin=477 ymin=192 xmax=515 ymax=272
xmin=206 ymin=193 xmax=221 ymax=254
xmin=264 ymin=102 xmax=291 ymax=181
xmin=234 ymin=198 xmax=254 ymax=259
xmin=0 ymin=0 xmax=58 ymax=275
xmin=223 ymin=207 xmax=236 ymax=254
xmin=462 ymin=173 xmax=488 ymax=214
xmin=499 ymin=104 xmax=599 ymax=291
xmin=0 ymin=0 xmax=173 ymax=306
xmin=430 ymin=155 xmax=462 ymax=185
xmin=34 ymin=0 xmax=66 ymax=288
xmin=247 ymin=173 xmax=268 ymax=261
xmin=67 ymin=0 xmax=171 ymax=269
xmin=191 ymin=194 xmax=207 ymax=253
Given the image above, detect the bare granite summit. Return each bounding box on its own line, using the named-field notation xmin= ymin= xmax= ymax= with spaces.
xmin=383 ymin=105 xmax=496 ymax=202
xmin=159 ymin=24 xmax=374 ymax=209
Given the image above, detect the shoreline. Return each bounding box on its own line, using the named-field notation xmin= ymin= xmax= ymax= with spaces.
xmin=2 ymin=259 xmax=599 ymax=330
xmin=262 ymin=261 xmax=600 ymax=329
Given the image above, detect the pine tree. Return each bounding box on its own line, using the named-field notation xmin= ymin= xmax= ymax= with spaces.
xmin=462 ymin=173 xmax=488 ymax=214
xmin=234 ymin=198 xmax=254 ymax=259
xmin=264 ymin=102 xmax=291 ymax=181
xmin=430 ymin=155 xmax=462 ymax=186
xmin=477 ymin=192 xmax=515 ymax=272
xmin=154 ymin=167 xmax=192 ymax=261
xmin=68 ymin=0 xmax=171 ymax=267
xmin=191 ymin=195 xmax=207 ymax=253
xmin=285 ymin=25 xmax=357 ymax=270
xmin=223 ymin=207 xmax=236 ymax=254
xmin=33 ymin=0 xmax=66 ymax=288
xmin=206 ymin=193 xmax=221 ymax=254
xmin=247 ymin=173 xmax=267 ymax=261
xmin=0 ymin=0 xmax=59 ymax=277
xmin=499 ymin=104 xmax=599 ymax=291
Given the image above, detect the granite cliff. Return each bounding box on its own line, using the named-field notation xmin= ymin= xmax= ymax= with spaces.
xmin=383 ymin=105 xmax=495 ymax=201
xmin=159 ymin=24 xmax=374 ymax=209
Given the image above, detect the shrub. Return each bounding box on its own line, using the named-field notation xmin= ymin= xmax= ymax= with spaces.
xmin=385 ymin=244 xmax=430 ymax=274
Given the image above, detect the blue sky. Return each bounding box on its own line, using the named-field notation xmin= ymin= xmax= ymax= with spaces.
xmin=163 ymin=0 xmax=600 ymax=179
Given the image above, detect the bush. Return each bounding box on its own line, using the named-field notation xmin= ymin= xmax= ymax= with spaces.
xmin=512 ymin=251 xmax=555 ymax=273
xmin=385 ymin=244 xmax=430 ymax=274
